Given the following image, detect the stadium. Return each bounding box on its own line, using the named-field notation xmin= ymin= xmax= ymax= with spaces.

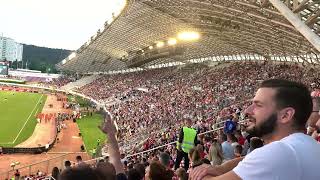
xmin=1 ymin=0 xmax=320 ymax=179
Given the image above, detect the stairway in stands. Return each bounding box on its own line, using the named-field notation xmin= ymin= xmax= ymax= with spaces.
xmin=60 ymin=74 xmax=100 ymax=91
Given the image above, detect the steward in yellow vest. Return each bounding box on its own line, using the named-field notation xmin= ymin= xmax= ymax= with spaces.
xmin=175 ymin=118 xmax=198 ymax=171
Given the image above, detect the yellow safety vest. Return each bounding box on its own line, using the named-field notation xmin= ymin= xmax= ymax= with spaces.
xmin=177 ymin=127 xmax=197 ymax=153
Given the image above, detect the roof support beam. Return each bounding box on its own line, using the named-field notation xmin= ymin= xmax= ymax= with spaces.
xmin=292 ymin=0 xmax=310 ymax=13
xmin=305 ymin=9 xmax=320 ymax=26
xmin=269 ymin=0 xmax=320 ymax=52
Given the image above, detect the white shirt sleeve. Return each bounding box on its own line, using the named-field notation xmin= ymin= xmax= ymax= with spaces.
xmin=233 ymin=141 xmax=300 ymax=180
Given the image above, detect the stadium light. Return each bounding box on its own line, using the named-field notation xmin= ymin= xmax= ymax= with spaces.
xmin=156 ymin=41 xmax=165 ymax=48
xmin=168 ymin=38 xmax=177 ymax=45
xmin=149 ymin=46 xmax=153 ymax=50
xmin=177 ymin=31 xmax=200 ymax=41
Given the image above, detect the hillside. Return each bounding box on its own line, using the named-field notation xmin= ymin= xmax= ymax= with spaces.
xmin=21 ymin=44 xmax=72 ymax=73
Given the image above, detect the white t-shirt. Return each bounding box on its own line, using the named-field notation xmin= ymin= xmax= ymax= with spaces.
xmin=233 ymin=133 xmax=320 ymax=180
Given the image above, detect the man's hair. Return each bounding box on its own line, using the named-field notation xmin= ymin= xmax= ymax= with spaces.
xmin=234 ymin=145 xmax=243 ymax=154
xmin=76 ymin=155 xmax=82 ymax=161
xmin=185 ymin=118 xmax=192 ymax=125
xmin=221 ymin=133 xmax=227 ymax=142
xmin=60 ymin=166 xmax=101 ymax=180
xmin=64 ymin=160 xmax=71 ymax=167
xmin=149 ymin=162 xmax=172 ymax=180
xmin=250 ymin=137 xmax=264 ymax=151
xmin=159 ymin=152 xmax=171 ymax=167
xmin=260 ymin=79 xmax=312 ymax=129
xmin=128 ymin=168 xmax=143 ymax=180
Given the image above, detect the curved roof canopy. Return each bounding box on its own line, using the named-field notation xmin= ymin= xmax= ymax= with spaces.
xmin=57 ymin=0 xmax=320 ymax=73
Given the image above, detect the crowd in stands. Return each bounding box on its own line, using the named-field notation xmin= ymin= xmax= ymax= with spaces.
xmin=41 ymin=75 xmax=80 ymax=88
xmin=77 ymin=61 xmax=319 ymax=154
xmin=8 ymin=61 xmax=320 ymax=179
xmin=36 ymin=84 xmax=320 ymax=180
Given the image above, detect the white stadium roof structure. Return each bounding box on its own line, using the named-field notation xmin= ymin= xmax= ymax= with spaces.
xmin=57 ymin=0 xmax=320 ymax=73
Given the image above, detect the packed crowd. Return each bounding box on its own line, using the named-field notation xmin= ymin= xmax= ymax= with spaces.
xmin=78 ymin=61 xmax=319 ymax=153
xmin=10 ymin=61 xmax=320 ymax=180
xmin=39 ymin=77 xmax=320 ymax=180
xmin=41 ymin=75 xmax=78 ymax=88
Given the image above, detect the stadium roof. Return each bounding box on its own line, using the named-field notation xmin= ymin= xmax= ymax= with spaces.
xmin=57 ymin=0 xmax=320 ymax=73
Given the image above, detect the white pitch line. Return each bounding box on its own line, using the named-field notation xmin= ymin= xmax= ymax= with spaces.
xmin=12 ymin=95 xmax=43 ymax=144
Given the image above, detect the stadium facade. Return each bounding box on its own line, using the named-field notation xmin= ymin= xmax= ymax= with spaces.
xmin=0 ymin=36 xmax=23 ymax=62
xmin=57 ymin=0 xmax=320 ymax=73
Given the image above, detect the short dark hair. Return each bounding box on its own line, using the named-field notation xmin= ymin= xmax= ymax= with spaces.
xmin=60 ymin=166 xmax=101 ymax=180
xmin=76 ymin=156 xmax=82 ymax=161
xmin=250 ymin=137 xmax=264 ymax=151
xmin=234 ymin=145 xmax=243 ymax=155
xmin=260 ymin=79 xmax=312 ymax=129
xmin=149 ymin=162 xmax=172 ymax=180
xmin=64 ymin=160 xmax=71 ymax=167
xmin=128 ymin=168 xmax=143 ymax=180
xmin=159 ymin=152 xmax=170 ymax=167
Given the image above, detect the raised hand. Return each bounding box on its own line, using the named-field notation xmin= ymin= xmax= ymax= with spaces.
xmin=99 ymin=109 xmax=117 ymax=135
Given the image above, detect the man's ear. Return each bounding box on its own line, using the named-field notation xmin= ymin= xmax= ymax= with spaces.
xmin=278 ymin=107 xmax=295 ymax=124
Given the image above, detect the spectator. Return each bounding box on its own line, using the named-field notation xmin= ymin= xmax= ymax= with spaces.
xmin=128 ymin=168 xmax=143 ymax=180
xmin=76 ymin=156 xmax=86 ymax=167
xmin=208 ymin=140 xmax=223 ymax=165
xmin=145 ymin=161 xmax=172 ymax=180
xmin=197 ymin=79 xmax=320 ymax=180
xmin=176 ymin=168 xmax=188 ymax=180
xmin=51 ymin=167 xmax=60 ymax=180
xmin=134 ymin=163 xmax=146 ymax=179
xmin=234 ymin=145 xmax=242 ymax=158
xmin=188 ymin=147 xmax=210 ymax=180
xmin=248 ymin=137 xmax=264 ymax=154
xmin=220 ymin=134 xmax=234 ymax=161
xmin=196 ymin=144 xmax=206 ymax=159
xmin=99 ymin=111 xmax=126 ymax=179
xmin=175 ymin=118 xmax=198 ymax=171
xmin=59 ymin=166 xmax=101 ymax=180
xmin=95 ymin=161 xmax=116 ymax=180
xmin=159 ymin=152 xmax=175 ymax=178
xmin=230 ymin=134 xmax=239 ymax=148
xmin=159 ymin=152 xmax=170 ymax=168
xmin=64 ymin=160 xmax=72 ymax=170
xmin=14 ymin=169 xmax=20 ymax=180
xmin=234 ymin=130 xmax=245 ymax=146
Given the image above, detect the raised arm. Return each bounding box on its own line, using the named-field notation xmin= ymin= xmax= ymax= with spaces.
xmin=99 ymin=110 xmax=124 ymax=175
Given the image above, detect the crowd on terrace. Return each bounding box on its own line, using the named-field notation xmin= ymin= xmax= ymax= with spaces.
xmin=8 ymin=61 xmax=320 ymax=180
xmin=77 ymin=61 xmax=319 ymax=153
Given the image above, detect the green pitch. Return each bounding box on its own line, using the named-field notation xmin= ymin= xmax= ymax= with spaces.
xmin=0 ymin=91 xmax=47 ymax=147
xmin=76 ymin=113 xmax=106 ymax=155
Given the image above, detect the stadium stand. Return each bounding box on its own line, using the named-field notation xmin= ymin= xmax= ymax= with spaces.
xmin=2 ymin=0 xmax=320 ymax=179
xmin=60 ymin=74 xmax=100 ymax=91
xmin=75 ymin=61 xmax=318 ymax=153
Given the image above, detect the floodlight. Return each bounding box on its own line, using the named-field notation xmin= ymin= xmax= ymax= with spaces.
xmin=168 ymin=38 xmax=177 ymax=45
xmin=156 ymin=41 xmax=165 ymax=48
xmin=177 ymin=31 xmax=200 ymax=41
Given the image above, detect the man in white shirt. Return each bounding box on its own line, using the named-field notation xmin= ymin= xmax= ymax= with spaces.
xmin=198 ymin=79 xmax=320 ymax=180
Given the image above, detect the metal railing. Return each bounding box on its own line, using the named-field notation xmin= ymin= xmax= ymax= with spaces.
xmin=0 ymin=152 xmax=90 ymax=180
xmin=0 ymin=82 xmax=249 ymax=179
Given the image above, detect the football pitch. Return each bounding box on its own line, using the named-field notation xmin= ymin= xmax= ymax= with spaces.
xmin=0 ymin=91 xmax=47 ymax=147
xmin=76 ymin=113 xmax=106 ymax=155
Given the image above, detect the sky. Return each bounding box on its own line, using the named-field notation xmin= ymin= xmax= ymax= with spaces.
xmin=0 ymin=0 xmax=126 ymax=50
